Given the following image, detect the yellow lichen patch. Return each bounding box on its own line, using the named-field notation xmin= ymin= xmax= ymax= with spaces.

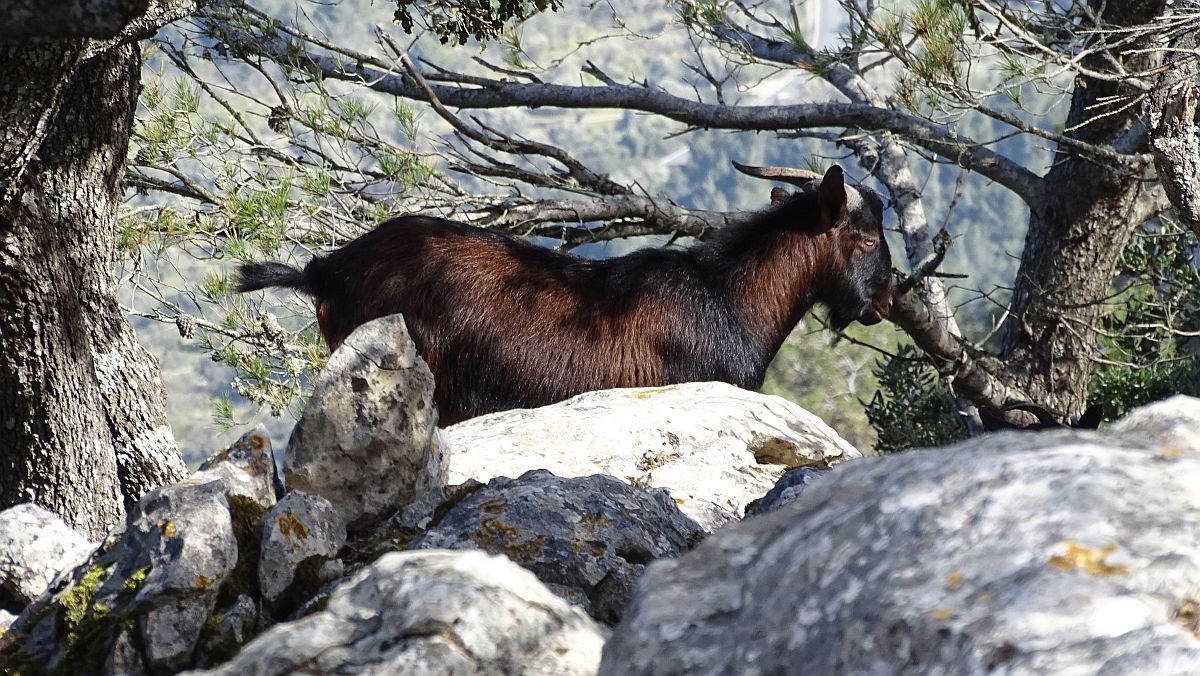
xmin=195 ymin=575 xmax=213 ymax=589
xmin=578 ymin=513 xmax=611 ymax=535
xmin=673 ymin=497 xmax=686 ymax=505
xmin=471 ymin=519 xmax=545 ymax=563
xmin=945 ymin=571 xmax=964 ymax=591
xmin=1173 ymin=600 xmax=1200 ymax=638
xmin=276 ymin=513 xmax=310 ymax=544
xmin=480 ymin=499 xmax=507 ymax=515
xmin=631 ymin=386 xmax=676 ymax=400
xmin=246 ymin=434 xmax=266 ymax=451
xmin=161 ymin=520 xmax=176 ymax=538
xmin=1048 ymin=542 xmax=1130 ymax=576
xmin=1159 ymin=448 xmax=1184 ymax=459
xmin=930 ymin=608 xmax=955 ymax=620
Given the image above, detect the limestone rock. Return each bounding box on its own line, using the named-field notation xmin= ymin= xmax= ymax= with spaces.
xmin=285 ymin=314 xmax=446 ymax=532
xmin=446 ymin=381 xmax=858 ymax=530
xmin=0 ymin=503 xmax=94 ymax=611
xmin=0 ymin=481 xmax=238 ymax=675
xmin=411 ymin=470 xmax=703 ymax=624
xmin=743 ymin=467 xmax=825 ymax=517
xmin=192 ymin=424 xmax=280 ymax=507
xmin=195 ymin=594 xmax=259 ymax=669
xmin=258 ymin=491 xmax=347 ymax=614
xmin=183 ymin=550 xmax=606 ymax=676
xmin=600 ymin=396 xmax=1200 ymax=676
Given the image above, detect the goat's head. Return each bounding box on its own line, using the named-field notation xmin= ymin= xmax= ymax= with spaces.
xmin=734 ymin=162 xmax=894 ymax=329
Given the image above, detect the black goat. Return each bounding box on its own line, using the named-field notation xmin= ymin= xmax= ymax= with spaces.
xmin=237 ymin=163 xmax=894 ymax=425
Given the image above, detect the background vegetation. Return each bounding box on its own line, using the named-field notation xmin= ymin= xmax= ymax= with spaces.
xmin=118 ymin=0 xmax=1200 ymax=464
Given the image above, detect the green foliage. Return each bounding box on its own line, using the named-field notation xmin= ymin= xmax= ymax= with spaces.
xmin=393 ymin=0 xmax=563 ymax=44
xmin=864 ymin=345 xmax=968 ymax=454
xmin=1087 ymin=220 xmax=1200 ymax=419
xmin=762 ymin=320 xmax=904 ymax=452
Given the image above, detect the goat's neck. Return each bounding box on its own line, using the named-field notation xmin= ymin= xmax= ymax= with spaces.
xmin=719 ymin=225 xmax=824 ymax=357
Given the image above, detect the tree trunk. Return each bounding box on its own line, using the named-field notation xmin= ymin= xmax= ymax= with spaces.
xmin=0 ymin=43 xmax=186 ymax=540
xmin=1000 ymin=1 xmax=1165 ymax=415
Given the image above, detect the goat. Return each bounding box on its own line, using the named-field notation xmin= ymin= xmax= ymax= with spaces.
xmin=236 ymin=162 xmax=894 ymax=425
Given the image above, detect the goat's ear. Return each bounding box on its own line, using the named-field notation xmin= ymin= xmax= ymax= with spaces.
xmin=814 ymin=165 xmax=848 ymax=230
xmin=770 ymin=187 xmax=790 ymax=205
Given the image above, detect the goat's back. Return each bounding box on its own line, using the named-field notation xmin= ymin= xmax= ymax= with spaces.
xmin=307 ymin=216 xmax=764 ymax=421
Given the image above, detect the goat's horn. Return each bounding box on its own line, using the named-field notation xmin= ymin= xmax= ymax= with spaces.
xmin=732 ymin=161 xmax=823 ymax=188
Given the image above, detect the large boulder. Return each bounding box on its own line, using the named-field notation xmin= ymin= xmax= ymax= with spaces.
xmin=411 ymin=470 xmax=703 ymax=625
xmin=445 ymin=381 xmax=858 ymax=530
xmin=184 ymin=550 xmax=606 ymax=676
xmin=285 ymin=314 xmax=446 ymax=532
xmin=258 ymin=491 xmax=347 ymax=616
xmin=0 ymin=504 xmax=94 ymax=613
xmin=601 ymin=396 xmax=1200 ymax=675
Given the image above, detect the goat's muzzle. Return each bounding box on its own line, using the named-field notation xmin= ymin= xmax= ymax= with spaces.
xmin=860 ymin=284 xmax=894 ymax=325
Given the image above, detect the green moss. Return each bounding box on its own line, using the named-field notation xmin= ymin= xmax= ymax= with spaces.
xmin=301 ymin=594 xmax=330 ymax=617
xmin=56 ymin=562 xmax=138 ymax=676
xmin=0 ymin=648 xmax=49 ymax=676
xmin=217 ymin=495 xmax=269 ymax=609
xmin=122 ymin=565 xmax=151 ymax=593
xmin=272 ymin=555 xmax=331 ymax=618
xmin=60 ymin=565 xmax=108 ymax=626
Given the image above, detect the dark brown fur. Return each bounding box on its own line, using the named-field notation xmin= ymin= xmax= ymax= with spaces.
xmin=237 ymin=165 xmax=893 ymax=425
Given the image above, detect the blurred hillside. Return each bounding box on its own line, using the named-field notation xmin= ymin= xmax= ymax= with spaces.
xmin=125 ymin=0 xmax=1044 ymax=463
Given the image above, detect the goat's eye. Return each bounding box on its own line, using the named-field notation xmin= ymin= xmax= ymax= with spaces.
xmin=862 ymin=238 xmax=877 ymax=249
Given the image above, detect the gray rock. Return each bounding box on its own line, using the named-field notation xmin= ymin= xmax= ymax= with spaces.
xmin=193 ymin=424 xmax=280 ymax=507
xmin=0 ymin=503 xmax=94 ymax=611
xmin=183 ymin=550 xmax=606 ymax=676
xmin=446 ymin=381 xmax=859 ymax=531
xmin=195 ymin=594 xmax=259 ymax=669
xmin=285 ymin=314 xmax=446 ymax=532
xmin=105 ymin=628 xmax=149 ymax=676
xmin=743 ymin=467 xmax=826 ymax=517
xmin=600 ymin=396 xmax=1200 ymax=676
xmin=412 ymin=470 xmax=704 ymax=625
xmin=1 ymin=480 xmax=238 ymax=675
xmin=258 ymin=491 xmax=347 ymax=614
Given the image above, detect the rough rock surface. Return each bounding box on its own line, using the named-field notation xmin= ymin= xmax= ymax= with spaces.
xmin=411 ymin=470 xmax=704 ymax=624
xmin=192 ymin=425 xmax=280 ymax=507
xmin=601 ymin=396 xmax=1200 ymax=676
xmin=1 ymin=480 xmax=238 ymax=675
xmin=195 ymin=594 xmax=259 ymax=669
xmin=258 ymin=491 xmax=347 ymax=612
xmin=184 ymin=550 xmax=607 ymax=676
xmin=743 ymin=467 xmax=826 ymax=518
xmin=285 ymin=314 xmax=446 ymax=532
xmin=0 ymin=503 xmax=94 ymax=611
xmin=446 ymin=381 xmax=858 ymax=530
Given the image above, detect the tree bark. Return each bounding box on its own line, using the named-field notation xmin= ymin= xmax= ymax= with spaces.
xmin=1000 ymin=1 xmax=1166 ymax=415
xmin=0 ymin=43 xmax=186 ymax=539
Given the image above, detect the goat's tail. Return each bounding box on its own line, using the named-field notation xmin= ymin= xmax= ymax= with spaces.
xmin=235 ymin=261 xmax=315 ymax=296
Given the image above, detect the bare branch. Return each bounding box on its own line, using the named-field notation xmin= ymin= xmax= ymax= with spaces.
xmin=457 ymin=193 xmax=743 ymax=238
xmin=887 ymin=287 xmax=1028 ymax=412
xmin=206 ymin=12 xmax=1047 ymax=205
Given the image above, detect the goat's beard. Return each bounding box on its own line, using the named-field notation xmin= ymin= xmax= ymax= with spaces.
xmin=826 ymin=300 xmax=878 ymax=330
